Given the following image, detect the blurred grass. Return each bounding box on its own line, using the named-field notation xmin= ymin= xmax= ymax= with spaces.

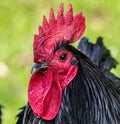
xmin=0 ymin=0 xmax=120 ymax=123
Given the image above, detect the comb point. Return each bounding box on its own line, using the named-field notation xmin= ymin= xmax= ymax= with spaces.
xmin=49 ymin=8 xmax=56 ymax=28
xmin=65 ymin=3 xmax=73 ymax=25
xmin=57 ymin=3 xmax=64 ymax=26
xmin=42 ymin=16 xmax=50 ymax=33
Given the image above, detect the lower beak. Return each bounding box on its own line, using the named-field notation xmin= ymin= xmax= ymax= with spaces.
xmin=31 ymin=62 xmax=48 ymax=74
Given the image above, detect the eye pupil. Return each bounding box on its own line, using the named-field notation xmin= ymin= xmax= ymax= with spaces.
xmin=60 ymin=53 xmax=67 ymax=61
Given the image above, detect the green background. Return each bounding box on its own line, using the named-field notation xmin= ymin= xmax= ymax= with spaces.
xmin=0 ymin=0 xmax=120 ymax=123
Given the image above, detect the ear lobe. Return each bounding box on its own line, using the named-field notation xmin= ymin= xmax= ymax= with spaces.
xmin=62 ymin=65 xmax=78 ymax=90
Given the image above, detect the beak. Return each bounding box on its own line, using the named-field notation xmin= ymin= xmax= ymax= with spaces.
xmin=31 ymin=61 xmax=48 ymax=74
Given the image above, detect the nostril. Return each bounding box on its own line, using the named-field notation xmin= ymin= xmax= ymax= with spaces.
xmin=31 ymin=62 xmax=48 ymax=74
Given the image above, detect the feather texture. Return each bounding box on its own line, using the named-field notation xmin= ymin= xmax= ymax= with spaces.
xmin=78 ymin=37 xmax=120 ymax=88
xmin=16 ymin=42 xmax=120 ymax=124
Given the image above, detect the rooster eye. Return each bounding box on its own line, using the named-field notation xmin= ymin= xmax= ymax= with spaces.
xmin=59 ymin=53 xmax=67 ymax=61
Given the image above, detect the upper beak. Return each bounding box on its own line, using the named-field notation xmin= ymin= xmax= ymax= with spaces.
xmin=31 ymin=61 xmax=48 ymax=74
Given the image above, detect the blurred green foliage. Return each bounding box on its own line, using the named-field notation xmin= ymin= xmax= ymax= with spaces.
xmin=0 ymin=0 xmax=120 ymax=123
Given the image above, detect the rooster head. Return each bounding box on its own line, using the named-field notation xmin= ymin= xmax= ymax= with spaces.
xmin=28 ymin=3 xmax=85 ymax=120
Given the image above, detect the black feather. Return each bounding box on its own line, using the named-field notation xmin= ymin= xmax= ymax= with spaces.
xmin=16 ymin=106 xmax=26 ymax=124
xmin=16 ymin=38 xmax=120 ymax=124
xmin=62 ymin=45 xmax=120 ymax=124
xmin=78 ymin=37 xmax=120 ymax=88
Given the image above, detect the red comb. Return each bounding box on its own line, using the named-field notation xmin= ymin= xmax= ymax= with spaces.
xmin=33 ymin=3 xmax=85 ymax=62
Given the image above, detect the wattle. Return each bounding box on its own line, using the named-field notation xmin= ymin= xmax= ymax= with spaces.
xmin=28 ymin=69 xmax=62 ymax=120
xmin=28 ymin=65 xmax=78 ymax=120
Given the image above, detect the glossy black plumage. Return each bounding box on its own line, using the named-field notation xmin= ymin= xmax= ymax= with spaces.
xmin=16 ymin=37 xmax=120 ymax=124
xmin=16 ymin=106 xmax=26 ymax=124
xmin=78 ymin=37 xmax=120 ymax=88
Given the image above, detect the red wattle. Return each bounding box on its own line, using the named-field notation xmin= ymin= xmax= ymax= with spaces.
xmin=28 ymin=69 xmax=62 ymax=120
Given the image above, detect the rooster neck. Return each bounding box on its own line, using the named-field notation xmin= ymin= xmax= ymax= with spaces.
xmin=19 ymin=46 xmax=120 ymax=124
xmin=56 ymin=46 xmax=120 ymax=124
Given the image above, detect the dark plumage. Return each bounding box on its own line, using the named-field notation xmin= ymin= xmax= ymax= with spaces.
xmin=78 ymin=37 xmax=120 ymax=88
xmin=16 ymin=37 xmax=120 ymax=124
xmin=0 ymin=105 xmax=3 ymax=124
xmin=16 ymin=106 xmax=26 ymax=124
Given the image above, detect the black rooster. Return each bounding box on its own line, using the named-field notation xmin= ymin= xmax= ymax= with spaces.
xmin=16 ymin=4 xmax=120 ymax=124
xmin=16 ymin=37 xmax=120 ymax=124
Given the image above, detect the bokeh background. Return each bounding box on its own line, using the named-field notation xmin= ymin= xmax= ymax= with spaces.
xmin=0 ymin=0 xmax=120 ymax=123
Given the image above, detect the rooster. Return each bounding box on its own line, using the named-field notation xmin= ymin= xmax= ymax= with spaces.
xmin=16 ymin=3 xmax=120 ymax=124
